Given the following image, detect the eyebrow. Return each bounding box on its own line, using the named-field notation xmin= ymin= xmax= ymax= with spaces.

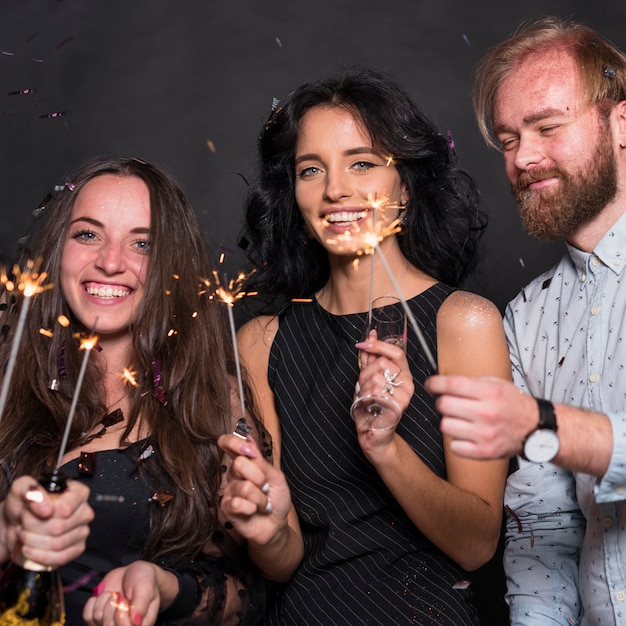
xmin=493 ymin=108 xmax=568 ymax=135
xmin=294 ymin=146 xmax=377 ymax=165
xmin=69 ymin=216 xmax=150 ymax=233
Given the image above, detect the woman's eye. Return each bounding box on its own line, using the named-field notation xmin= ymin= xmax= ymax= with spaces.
xmin=134 ymin=239 xmax=150 ymax=253
xmin=71 ymin=229 xmax=97 ymax=242
xmin=352 ymin=161 xmax=376 ymax=172
xmin=298 ymin=166 xmax=321 ymax=179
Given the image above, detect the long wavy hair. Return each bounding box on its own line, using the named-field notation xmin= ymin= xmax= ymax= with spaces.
xmin=0 ymin=156 xmax=234 ymax=559
xmin=240 ymin=66 xmax=487 ymax=314
xmin=473 ymin=16 xmax=626 ymax=149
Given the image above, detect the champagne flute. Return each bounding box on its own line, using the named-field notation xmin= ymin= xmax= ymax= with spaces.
xmin=351 ymin=296 xmax=407 ymax=431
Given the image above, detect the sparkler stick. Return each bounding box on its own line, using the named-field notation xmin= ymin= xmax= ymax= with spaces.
xmin=56 ymin=333 xmax=98 ymax=468
xmin=368 ymin=204 xmax=377 ymax=324
xmin=202 ymin=271 xmax=254 ymax=419
xmin=374 ymin=244 xmax=437 ymax=371
xmin=0 ymin=260 xmax=52 ymax=422
xmin=226 ymin=300 xmax=245 ymax=419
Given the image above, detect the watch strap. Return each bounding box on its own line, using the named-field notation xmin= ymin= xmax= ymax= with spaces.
xmin=520 ymin=398 xmax=558 ymax=461
xmin=536 ymin=398 xmax=557 ymax=431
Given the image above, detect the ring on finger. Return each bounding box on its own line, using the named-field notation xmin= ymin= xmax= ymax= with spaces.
xmin=382 ymin=383 xmax=395 ymax=395
xmin=383 ymin=368 xmax=402 ymax=387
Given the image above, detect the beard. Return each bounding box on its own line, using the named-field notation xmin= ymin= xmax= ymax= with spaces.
xmin=512 ymin=135 xmax=618 ymax=241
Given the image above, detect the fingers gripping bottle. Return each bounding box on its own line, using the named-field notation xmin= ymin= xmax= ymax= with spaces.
xmin=0 ymin=470 xmax=67 ymax=626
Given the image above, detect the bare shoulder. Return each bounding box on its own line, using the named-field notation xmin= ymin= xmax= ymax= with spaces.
xmin=437 ymin=290 xmax=503 ymax=333
xmin=237 ymin=315 xmax=279 ymax=359
xmin=436 ymin=290 xmax=510 ymax=377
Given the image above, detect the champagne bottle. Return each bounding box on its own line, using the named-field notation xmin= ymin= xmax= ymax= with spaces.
xmin=0 ymin=470 xmax=67 ymax=626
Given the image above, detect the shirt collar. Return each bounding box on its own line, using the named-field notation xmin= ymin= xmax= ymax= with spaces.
xmin=566 ymin=211 xmax=626 ymax=278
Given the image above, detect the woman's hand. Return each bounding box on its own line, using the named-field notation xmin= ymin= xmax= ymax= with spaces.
xmin=353 ymin=332 xmax=415 ymax=453
xmin=1 ymin=475 xmax=93 ymax=567
xmin=218 ymin=433 xmax=292 ymax=547
xmin=83 ymin=561 xmax=177 ymax=626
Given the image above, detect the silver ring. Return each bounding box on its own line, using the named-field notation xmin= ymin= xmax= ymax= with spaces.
xmin=383 ymin=383 xmax=395 ymax=395
xmin=383 ymin=369 xmax=404 ymax=387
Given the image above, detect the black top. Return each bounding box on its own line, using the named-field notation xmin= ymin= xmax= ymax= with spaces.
xmin=265 ymin=283 xmax=479 ymax=625
xmin=51 ymin=431 xmax=266 ymax=625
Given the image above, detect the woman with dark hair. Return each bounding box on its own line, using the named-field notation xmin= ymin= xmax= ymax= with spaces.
xmin=228 ymin=67 xmax=512 ymax=624
xmin=0 ymin=156 xmax=295 ymax=625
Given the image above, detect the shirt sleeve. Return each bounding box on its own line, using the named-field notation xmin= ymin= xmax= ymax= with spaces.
xmin=594 ymin=412 xmax=626 ymax=502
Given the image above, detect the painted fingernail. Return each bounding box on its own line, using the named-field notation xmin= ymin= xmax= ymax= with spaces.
xmin=133 ymin=613 xmax=143 ymax=626
xmin=261 ymin=482 xmax=270 ymax=494
xmin=92 ymin=580 xmax=105 ymax=596
xmin=355 ymin=341 xmax=372 ymax=349
xmin=25 ymin=488 xmax=44 ymax=503
xmin=240 ymin=444 xmax=258 ymax=458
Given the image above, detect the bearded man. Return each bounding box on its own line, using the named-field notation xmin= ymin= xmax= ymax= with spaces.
xmin=426 ymin=17 xmax=626 ymax=626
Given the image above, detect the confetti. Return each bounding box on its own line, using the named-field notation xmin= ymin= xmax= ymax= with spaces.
xmin=56 ymin=36 xmax=75 ymax=50
xmin=38 ymin=111 xmax=67 ymax=119
xmin=7 ymin=88 xmax=36 ymax=96
xmin=150 ymin=491 xmax=174 ymax=507
xmin=453 ymin=580 xmax=471 ymax=589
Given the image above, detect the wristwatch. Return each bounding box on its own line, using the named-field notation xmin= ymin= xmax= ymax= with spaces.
xmin=522 ymin=398 xmax=560 ymax=463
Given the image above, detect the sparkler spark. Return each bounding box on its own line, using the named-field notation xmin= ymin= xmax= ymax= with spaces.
xmin=323 ymin=193 xmax=403 ymax=256
xmin=0 ymin=259 xmax=52 ymax=422
xmin=122 ymin=367 xmax=138 ymax=387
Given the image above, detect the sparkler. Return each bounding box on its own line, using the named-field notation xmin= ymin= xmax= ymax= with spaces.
xmin=322 ymin=192 xmax=402 ymax=257
xmin=337 ymin=194 xmax=438 ymax=371
xmin=55 ymin=333 xmax=98 ymax=468
xmin=201 ymin=271 xmax=256 ymax=419
xmin=373 ymin=244 xmax=437 ymax=370
xmin=0 ymin=259 xmax=52 ymax=422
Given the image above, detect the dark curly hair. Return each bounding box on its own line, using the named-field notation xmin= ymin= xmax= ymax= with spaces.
xmin=240 ymin=66 xmax=487 ymax=314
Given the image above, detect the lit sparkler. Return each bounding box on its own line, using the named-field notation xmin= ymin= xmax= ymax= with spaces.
xmin=344 ymin=194 xmax=437 ymax=371
xmin=0 ymin=259 xmax=52 ymax=421
xmin=56 ymin=333 xmax=98 ymax=468
xmin=201 ymin=271 xmax=256 ymax=418
xmin=323 ymin=192 xmax=402 ymax=256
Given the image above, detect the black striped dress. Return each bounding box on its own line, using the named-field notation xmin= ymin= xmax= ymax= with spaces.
xmin=264 ymin=283 xmax=479 ymax=625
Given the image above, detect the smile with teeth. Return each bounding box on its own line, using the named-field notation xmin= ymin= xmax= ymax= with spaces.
xmin=86 ymin=285 xmax=130 ymax=298
xmin=325 ymin=210 xmax=368 ymax=224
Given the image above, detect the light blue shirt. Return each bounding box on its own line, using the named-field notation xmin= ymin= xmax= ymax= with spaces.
xmin=504 ymin=211 xmax=626 ymax=626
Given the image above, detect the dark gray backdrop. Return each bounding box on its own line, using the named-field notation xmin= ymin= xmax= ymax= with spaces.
xmin=1 ymin=0 xmax=624 ymax=311
xmin=2 ymin=2 xmax=622 ymax=621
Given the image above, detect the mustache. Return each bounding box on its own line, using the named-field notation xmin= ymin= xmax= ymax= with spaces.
xmin=513 ymin=167 xmax=566 ymax=193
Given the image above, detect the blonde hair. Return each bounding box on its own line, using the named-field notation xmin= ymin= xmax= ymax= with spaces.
xmin=473 ymin=16 xmax=626 ymax=149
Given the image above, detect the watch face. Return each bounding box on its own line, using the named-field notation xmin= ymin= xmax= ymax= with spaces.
xmin=524 ymin=429 xmax=560 ymax=463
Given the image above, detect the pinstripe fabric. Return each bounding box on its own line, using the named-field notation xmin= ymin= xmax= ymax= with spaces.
xmin=265 ymin=283 xmax=479 ymax=625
